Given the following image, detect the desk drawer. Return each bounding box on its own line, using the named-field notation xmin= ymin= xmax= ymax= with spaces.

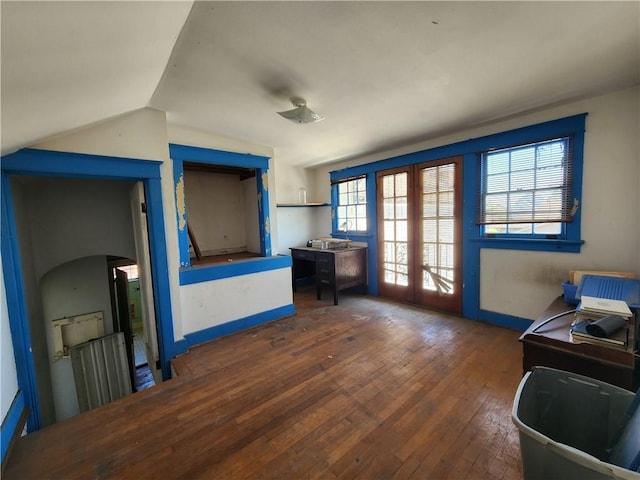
xmin=291 ymin=249 xmax=315 ymax=261
xmin=315 ymin=252 xmax=334 ymax=268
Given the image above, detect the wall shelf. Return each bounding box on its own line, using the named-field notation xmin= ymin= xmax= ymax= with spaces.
xmin=276 ymin=203 xmax=330 ymax=207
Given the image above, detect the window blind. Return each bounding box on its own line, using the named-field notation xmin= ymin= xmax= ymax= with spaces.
xmin=477 ymin=137 xmax=574 ymax=225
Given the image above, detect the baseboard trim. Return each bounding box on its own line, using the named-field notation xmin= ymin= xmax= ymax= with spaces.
xmin=182 ymin=303 xmax=296 ymax=349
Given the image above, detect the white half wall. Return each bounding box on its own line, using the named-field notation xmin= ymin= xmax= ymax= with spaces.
xmin=179 ymin=268 xmax=293 ymax=336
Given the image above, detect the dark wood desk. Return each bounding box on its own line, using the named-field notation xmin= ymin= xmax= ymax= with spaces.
xmin=520 ymin=296 xmax=639 ymax=390
xmin=290 ymin=246 xmax=367 ymax=305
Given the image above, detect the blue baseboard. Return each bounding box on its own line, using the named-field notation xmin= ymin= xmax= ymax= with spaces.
xmin=1 ymin=390 xmax=26 ymax=465
xmin=478 ymin=309 xmax=532 ymax=331
xmin=183 ymin=303 xmax=296 ymax=349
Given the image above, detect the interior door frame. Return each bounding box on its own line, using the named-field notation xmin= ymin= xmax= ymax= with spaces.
xmin=1 ymin=148 xmax=175 ymax=432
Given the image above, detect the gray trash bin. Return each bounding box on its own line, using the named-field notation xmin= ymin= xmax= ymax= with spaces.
xmin=512 ymin=366 xmax=640 ymax=480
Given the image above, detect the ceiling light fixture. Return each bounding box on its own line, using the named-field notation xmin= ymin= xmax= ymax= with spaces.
xmin=277 ymin=97 xmax=324 ymax=124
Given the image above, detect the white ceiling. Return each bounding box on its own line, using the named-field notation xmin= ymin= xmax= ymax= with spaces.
xmin=2 ymin=1 xmax=639 ymax=168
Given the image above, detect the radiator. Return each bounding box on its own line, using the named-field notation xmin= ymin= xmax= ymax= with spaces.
xmin=70 ymin=332 xmax=132 ymax=412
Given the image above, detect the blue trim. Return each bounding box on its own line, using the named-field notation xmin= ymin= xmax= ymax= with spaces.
xmin=470 ymin=237 xmax=584 ymax=253
xmin=329 ymin=174 xmax=378 ymax=295
xmin=478 ymin=310 xmax=532 ymax=331
xmin=256 ymin=167 xmax=272 ymax=256
xmin=168 ymin=144 xmax=272 ymax=267
xmin=1 ymin=390 xmax=26 ymax=463
xmin=1 ymin=173 xmax=41 ymax=431
xmin=1 ymin=148 xmax=162 ymax=179
xmin=182 ymin=304 xmax=295 ymax=348
xmin=329 ymin=114 xmax=587 ymax=321
xmin=330 ymin=114 xmax=588 ymax=182
xmin=143 ymin=178 xmax=177 ymax=378
xmin=276 ymin=203 xmax=330 ymax=208
xmin=168 ymin=144 xmax=269 ymax=170
xmin=172 ymin=158 xmax=190 ymax=268
xmin=180 ymin=255 xmax=292 ymax=286
xmin=461 ymin=153 xmax=480 ymax=320
xmin=1 ymin=149 xmax=176 ymax=429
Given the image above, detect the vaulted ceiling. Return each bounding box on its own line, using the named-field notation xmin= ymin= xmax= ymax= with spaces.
xmin=2 ymin=1 xmax=639 ymax=167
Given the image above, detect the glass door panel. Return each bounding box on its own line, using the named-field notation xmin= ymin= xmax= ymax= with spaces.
xmin=377 ymin=168 xmax=413 ymax=302
xmin=415 ymin=159 xmax=462 ymax=313
xmin=377 ymin=158 xmax=462 ymax=313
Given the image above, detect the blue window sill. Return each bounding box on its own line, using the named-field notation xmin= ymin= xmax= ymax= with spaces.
xmin=470 ymin=237 xmax=584 ymax=253
xmin=179 ymin=255 xmax=292 ymax=285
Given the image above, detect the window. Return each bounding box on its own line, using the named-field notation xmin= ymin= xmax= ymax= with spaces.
xmin=478 ymin=137 xmax=574 ymax=237
xmin=335 ymin=177 xmax=367 ymax=233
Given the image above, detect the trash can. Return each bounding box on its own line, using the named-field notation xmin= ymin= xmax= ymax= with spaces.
xmin=512 ymin=366 xmax=640 ymax=480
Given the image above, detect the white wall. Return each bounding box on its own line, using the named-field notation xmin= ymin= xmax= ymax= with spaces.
xmin=274 ymin=163 xmax=317 ymax=204
xmin=179 ymin=269 xmax=292 ymax=336
xmin=0 ymin=256 xmax=19 ymax=424
xmin=40 ymin=256 xmax=113 ymax=422
xmin=22 ymin=177 xmax=136 ymax=281
xmin=34 ymin=108 xmax=184 ymax=340
xmin=311 ymin=86 xmax=640 ymax=320
xmin=276 ymin=206 xmax=332 ymax=252
xmin=184 ymin=170 xmax=250 ymax=255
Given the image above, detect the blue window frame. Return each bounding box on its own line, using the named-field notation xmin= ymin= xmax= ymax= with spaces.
xmin=479 ymin=136 xmax=575 ymax=239
xmin=334 ymin=176 xmax=368 ymax=234
xmin=330 ymin=113 xmax=587 ymax=326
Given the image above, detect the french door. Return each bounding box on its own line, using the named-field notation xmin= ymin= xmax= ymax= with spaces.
xmin=377 ymin=157 xmax=462 ymax=314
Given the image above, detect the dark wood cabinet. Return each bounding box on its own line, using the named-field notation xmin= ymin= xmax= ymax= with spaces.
xmin=290 ymin=246 xmax=367 ymax=305
xmin=520 ymin=296 xmax=639 ymax=390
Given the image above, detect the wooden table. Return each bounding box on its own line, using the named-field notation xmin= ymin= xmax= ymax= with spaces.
xmin=520 ymin=296 xmax=639 ymax=390
xmin=290 ymin=246 xmax=367 ymax=305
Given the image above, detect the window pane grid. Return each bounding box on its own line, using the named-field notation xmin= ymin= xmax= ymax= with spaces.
xmin=421 ymin=164 xmax=455 ymax=294
xmin=479 ymin=137 xmax=573 ymax=233
xmin=336 ymin=177 xmax=367 ymax=232
xmin=381 ymin=172 xmax=409 ymax=287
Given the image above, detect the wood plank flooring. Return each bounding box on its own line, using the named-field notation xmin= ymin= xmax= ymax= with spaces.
xmin=4 ymin=286 xmax=524 ymax=479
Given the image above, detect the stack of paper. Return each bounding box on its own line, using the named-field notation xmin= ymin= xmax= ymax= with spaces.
xmin=577 ymin=296 xmax=632 ymax=319
xmin=570 ymin=296 xmax=632 ymax=349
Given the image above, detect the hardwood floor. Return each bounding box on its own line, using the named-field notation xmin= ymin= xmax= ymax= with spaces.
xmin=4 ymin=286 xmax=524 ymax=479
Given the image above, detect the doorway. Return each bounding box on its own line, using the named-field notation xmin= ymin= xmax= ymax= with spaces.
xmin=2 ymin=149 xmax=174 ymax=431
xmin=377 ymin=156 xmax=463 ymax=314
xmin=109 ymin=260 xmax=157 ymax=392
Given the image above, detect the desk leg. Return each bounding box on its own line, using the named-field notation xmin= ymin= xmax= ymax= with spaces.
xmin=291 ymin=264 xmax=297 ymax=293
xmin=333 ymin=288 xmax=338 ymax=306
